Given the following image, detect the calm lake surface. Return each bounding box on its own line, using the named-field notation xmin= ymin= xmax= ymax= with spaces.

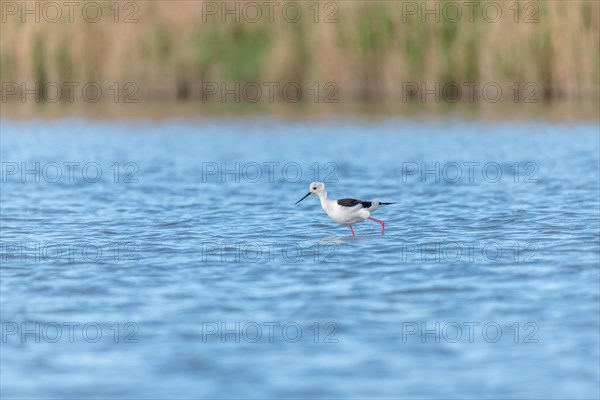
xmin=1 ymin=118 xmax=599 ymax=399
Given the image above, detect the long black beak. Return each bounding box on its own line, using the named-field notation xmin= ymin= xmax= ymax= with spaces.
xmin=295 ymin=192 xmax=311 ymax=205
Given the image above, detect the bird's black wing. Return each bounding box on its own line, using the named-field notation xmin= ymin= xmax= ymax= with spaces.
xmin=337 ymin=198 xmax=372 ymax=208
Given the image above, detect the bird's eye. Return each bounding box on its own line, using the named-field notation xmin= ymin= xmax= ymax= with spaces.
xmin=312 ymin=187 xmax=317 ymax=190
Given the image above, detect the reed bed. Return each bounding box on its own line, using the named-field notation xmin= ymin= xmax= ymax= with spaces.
xmin=1 ymin=0 xmax=598 ymax=103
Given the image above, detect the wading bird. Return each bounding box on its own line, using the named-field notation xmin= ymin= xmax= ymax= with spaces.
xmin=295 ymin=182 xmax=395 ymax=236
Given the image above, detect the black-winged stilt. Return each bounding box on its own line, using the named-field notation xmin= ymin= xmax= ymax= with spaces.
xmin=295 ymin=182 xmax=395 ymax=236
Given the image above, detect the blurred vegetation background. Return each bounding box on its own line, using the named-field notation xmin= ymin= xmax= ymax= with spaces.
xmin=1 ymin=0 xmax=599 ymax=106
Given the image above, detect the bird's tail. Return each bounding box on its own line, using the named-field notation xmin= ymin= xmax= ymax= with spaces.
xmin=368 ymin=200 xmax=396 ymax=211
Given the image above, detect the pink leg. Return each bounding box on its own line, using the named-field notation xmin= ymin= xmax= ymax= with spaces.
xmin=349 ymin=225 xmax=355 ymax=237
xmin=368 ymin=217 xmax=385 ymax=235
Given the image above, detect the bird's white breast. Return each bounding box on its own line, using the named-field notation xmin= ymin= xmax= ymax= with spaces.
xmin=321 ymin=200 xmax=370 ymax=225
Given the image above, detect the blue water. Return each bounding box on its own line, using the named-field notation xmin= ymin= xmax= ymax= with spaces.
xmin=1 ymin=118 xmax=599 ymax=399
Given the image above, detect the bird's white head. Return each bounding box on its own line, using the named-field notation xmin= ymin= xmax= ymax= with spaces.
xmin=309 ymin=181 xmax=325 ymax=194
xmin=295 ymin=181 xmax=325 ymax=204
